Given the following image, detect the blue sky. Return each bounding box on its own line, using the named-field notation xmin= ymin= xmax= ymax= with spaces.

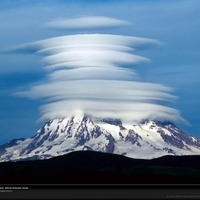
xmin=0 ymin=0 xmax=200 ymax=145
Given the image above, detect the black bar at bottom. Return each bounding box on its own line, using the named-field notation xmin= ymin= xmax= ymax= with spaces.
xmin=0 ymin=185 xmax=200 ymax=199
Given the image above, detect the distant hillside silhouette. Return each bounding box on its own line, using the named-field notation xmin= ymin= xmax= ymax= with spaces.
xmin=0 ymin=151 xmax=200 ymax=184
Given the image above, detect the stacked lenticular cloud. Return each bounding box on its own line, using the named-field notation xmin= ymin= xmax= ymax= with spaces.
xmin=12 ymin=17 xmax=184 ymax=124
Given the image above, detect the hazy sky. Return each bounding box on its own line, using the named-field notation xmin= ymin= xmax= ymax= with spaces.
xmin=0 ymin=0 xmax=200 ymax=145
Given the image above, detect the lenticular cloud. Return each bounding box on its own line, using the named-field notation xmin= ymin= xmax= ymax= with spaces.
xmin=45 ymin=16 xmax=131 ymax=29
xmin=11 ymin=17 xmax=184 ymax=124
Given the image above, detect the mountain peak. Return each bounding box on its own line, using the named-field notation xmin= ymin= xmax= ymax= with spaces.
xmin=0 ymin=116 xmax=200 ymax=162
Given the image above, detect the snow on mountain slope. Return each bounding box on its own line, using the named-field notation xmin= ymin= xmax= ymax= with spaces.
xmin=0 ymin=116 xmax=200 ymax=162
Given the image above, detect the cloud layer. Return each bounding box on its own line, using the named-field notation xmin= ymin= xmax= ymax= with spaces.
xmin=9 ymin=17 xmax=184 ymax=124
xmin=45 ymin=16 xmax=131 ymax=29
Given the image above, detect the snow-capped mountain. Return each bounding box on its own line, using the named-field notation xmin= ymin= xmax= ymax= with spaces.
xmin=0 ymin=115 xmax=200 ymax=162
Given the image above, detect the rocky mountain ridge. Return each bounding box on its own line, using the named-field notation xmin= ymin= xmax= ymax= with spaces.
xmin=0 ymin=115 xmax=200 ymax=162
